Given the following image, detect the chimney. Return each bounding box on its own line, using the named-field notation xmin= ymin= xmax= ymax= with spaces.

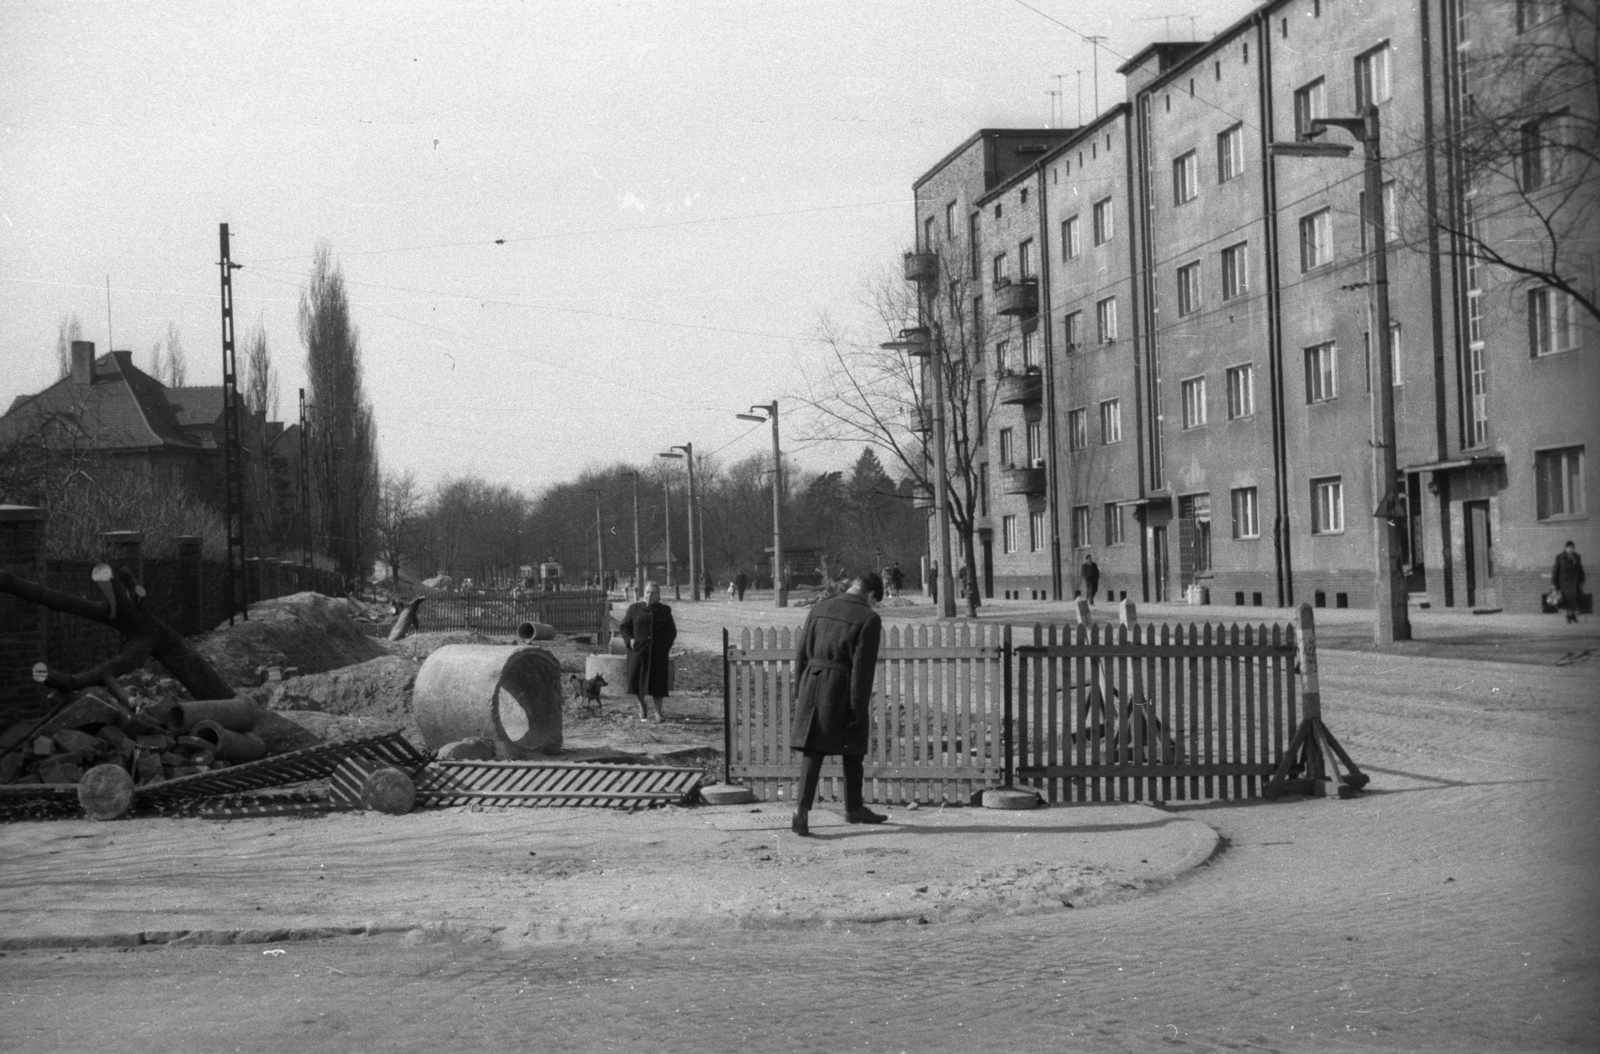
xmin=70 ymin=340 xmax=95 ymax=385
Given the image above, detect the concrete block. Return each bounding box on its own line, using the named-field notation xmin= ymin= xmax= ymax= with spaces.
xmin=52 ymin=729 xmax=103 ymax=760
xmin=981 ymin=788 xmax=1040 ymax=810
xmin=699 ymin=783 xmax=755 ymax=805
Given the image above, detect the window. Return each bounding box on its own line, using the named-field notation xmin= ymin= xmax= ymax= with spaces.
xmin=975 ymin=378 xmax=987 ymax=438
xmin=1173 ymin=151 xmax=1199 ymax=204
xmin=1104 ymin=503 xmax=1126 ymax=546
xmin=1093 ymin=198 xmax=1114 ymax=244
xmin=1177 ymin=261 xmax=1202 ymax=316
xmin=1221 ymin=241 xmax=1248 ymax=299
xmin=1063 ymin=311 xmax=1082 ymax=350
xmin=1300 ymin=209 xmax=1332 ymax=271
xmin=1068 ymin=407 xmax=1088 ymax=451
xmin=923 ymin=216 xmax=935 ymax=251
xmin=1062 ymin=215 xmax=1081 ymax=259
xmin=1026 ymin=420 xmax=1042 ymax=464
xmin=1180 ymin=493 xmax=1212 ymax=573
xmin=1358 ymin=182 xmax=1398 ymax=248
xmin=995 ymin=339 xmax=1009 ymax=374
xmin=1071 ymin=505 xmax=1092 ymax=549
xmin=1226 ymin=364 xmax=1255 ymax=418
xmin=1529 ymin=287 xmax=1581 ymax=356
xmin=945 ymin=201 xmax=957 ymax=238
xmin=1100 ymin=398 xmax=1122 ymax=444
xmin=1536 ymin=446 xmax=1585 ymax=519
xmin=1181 ymin=376 xmax=1208 ymax=429
xmin=998 ymin=427 xmax=1015 ymax=468
xmin=1019 ymin=238 xmax=1035 ymax=279
xmin=1388 ymin=324 xmax=1403 ymax=385
xmin=1468 ymin=343 xmax=1489 ymax=445
xmin=1030 ymin=510 xmax=1046 ymax=552
xmin=1521 ymin=114 xmax=1567 ymax=190
xmin=1217 ymin=123 xmax=1244 ymax=182
xmin=1022 ymin=329 xmax=1037 ymax=370
xmin=1305 ymin=342 xmax=1338 ymax=403
xmin=968 ymin=213 xmax=981 ymax=277
xmin=1294 ymin=78 xmax=1327 ymax=139
xmin=1517 ymin=0 xmax=1561 ymax=33
xmin=1355 ymin=43 xmax=1392 ymax=110
xmin=1311 ymin=477 xmax=1344 ymax=534
xmin=1231 ymin=487 xmax=1260 ymax=539
xmin=1096 ymin=297 xmax=1118 ymax=343
xmin=1002 ymin=515 xmax=1018 ymax=554
xmin=992 ymin=252 xmax=1009 ymax=286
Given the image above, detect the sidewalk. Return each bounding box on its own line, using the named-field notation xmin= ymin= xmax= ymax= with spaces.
xmin=0 ymin=800 xmax=1217 ymax=949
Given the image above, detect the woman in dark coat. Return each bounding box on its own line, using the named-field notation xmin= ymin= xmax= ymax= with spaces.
xmin=1552 ymin=540 xmax=1585 ymax=624
xmin=788 ymin=572 xmax=887 ymax=835
xmin=618 ymin=581 xmax=676 ymax=721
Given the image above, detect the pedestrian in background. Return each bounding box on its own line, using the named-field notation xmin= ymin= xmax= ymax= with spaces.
xmin=1552 ymin=540 xmax=1585 ymax=624
xmin=788 ymin=572 xmax=888 ymax=836
xmin=1080 ymin=552 xmax=1100 ymax=603
xmin=618 ymin=581 xmax=677 ymax=722
xmin=735 ymin=569 xmax=749 ymax=601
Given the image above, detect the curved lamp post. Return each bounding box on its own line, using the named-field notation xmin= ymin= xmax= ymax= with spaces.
xmin=737 ymin=402 xmax=786 ymax=608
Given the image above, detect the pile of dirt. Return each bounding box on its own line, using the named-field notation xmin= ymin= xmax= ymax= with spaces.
xmin=192 ymin=593 xmax=388 ymax=689
xmin=257 ymin=654 xmax=422 ymax=743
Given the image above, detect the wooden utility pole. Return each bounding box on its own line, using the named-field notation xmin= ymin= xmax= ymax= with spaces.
xmin=218 ymin=224 xmax=247 ymax=622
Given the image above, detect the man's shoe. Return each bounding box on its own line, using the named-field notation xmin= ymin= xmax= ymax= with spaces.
xmin=845 ymin=807 xmax=888 ymax=824
xmin=791 ymin=811 xmax=811 ymax=837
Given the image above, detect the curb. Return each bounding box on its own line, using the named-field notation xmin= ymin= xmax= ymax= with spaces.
xmin=0 ymin=923 xmax=417 ymax=953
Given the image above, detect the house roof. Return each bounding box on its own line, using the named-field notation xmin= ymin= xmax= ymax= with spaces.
xmin=0 ymin=351 xmax=200 ymax=452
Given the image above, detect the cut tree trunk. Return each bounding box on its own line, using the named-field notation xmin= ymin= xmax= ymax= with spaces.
xmin=0 ymin=564 xmax=234 ymax=702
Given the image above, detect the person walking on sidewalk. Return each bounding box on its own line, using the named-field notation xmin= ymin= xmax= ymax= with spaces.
xmin=735 ymin=569 xmax=749 ymax=601
xmin=1080 ymin=552 xmax=1100 ymax=603
xmin=1552 ymin=540 xmax=1586 ymax=624
xmin=788 ymin=572 xmax=887 ymax=836
xmin=618 ymin=581 xmax=677 ymax=722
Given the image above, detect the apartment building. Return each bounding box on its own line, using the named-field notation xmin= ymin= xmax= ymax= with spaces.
xmin=907 ymin=0 xmax=1596 ymax=614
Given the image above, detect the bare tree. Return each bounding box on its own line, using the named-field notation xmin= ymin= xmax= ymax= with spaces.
xmin=1400 ymin=1 xmax=1599 ymax=324
xmin=55 ymin=314 xmax=83 ymax=379
xmin=163 ymin=322 xmax=188 ymax=388
xmin=243 ymin=319 xmax=281 ymax=420
xmin=375 ymin=470 xmax=421 ymax=590
xmin=798 ymin=263 xmax=1003 ymax=617
xmin=300 ymin=244 xmax=379 ymax=585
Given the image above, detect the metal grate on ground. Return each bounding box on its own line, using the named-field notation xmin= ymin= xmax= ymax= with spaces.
xmin=414 ymin=760 xmax=705 ymax=810
xmin=133 ymin=731 xmax=430 ymax=807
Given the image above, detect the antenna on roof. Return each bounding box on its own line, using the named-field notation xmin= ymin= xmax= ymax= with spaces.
xmin=105 ymin=276 xmax=113 ymax=363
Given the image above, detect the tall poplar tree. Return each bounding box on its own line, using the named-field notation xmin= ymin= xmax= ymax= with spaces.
xmin=300 ymin=244 xmax=378 ymax=585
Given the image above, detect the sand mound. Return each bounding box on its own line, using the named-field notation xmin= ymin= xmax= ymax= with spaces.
xmin=192 ymin=593 xmax=389 ymax=688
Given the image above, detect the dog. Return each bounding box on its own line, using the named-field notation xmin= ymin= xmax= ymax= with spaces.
xmin=568 ymin=673 xmax=607 ymax=707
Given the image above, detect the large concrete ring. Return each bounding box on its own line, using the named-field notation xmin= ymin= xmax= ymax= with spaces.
xmin=413 ymin=645 xmax=562 ymax=757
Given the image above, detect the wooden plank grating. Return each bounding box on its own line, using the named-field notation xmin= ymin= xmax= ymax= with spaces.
xmin=413 ymin=760 xmax=704 ymax=810
xmin=132 ymin=731 xmax=429 ymax=805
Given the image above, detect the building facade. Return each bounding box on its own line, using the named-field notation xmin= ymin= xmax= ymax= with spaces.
xmin=908 ymin=0 xmax=1596 ymax=614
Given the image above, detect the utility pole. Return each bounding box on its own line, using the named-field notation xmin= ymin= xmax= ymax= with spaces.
xmin=882 ymin=326 xmax=956 ymax=618
xmin=663 ymin=477 xmax=677 ymax=600
xmin=621 ymin=470 xmax=643 ymax=598
xmin=659 ymin=444 xmax=699 ymax=600
xmin=1270 ymin=105 xmax=1411 ymax=643
xmin=591 ymin=487 xmax=606 ymax=594
xmin=738 ymin=401 xmax=786 ymax=607
xmin=298 ymin=388 xmax=312 ymax=568
xmin=217 ymin=224 xmax=247 ymax=623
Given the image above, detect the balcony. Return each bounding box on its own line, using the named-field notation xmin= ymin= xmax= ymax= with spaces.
xmin=903 ymin=251 xmax=939 ymax=284
xmin=997 ymin=368 xmax=1043 ymax=405
xmin=905 ymin=406 xmax=932 ymax=433
xmin=993 ymin=278 xmax=1038 ymax=316
xmin=1001 ymin=464 xmax=1047 ymax=496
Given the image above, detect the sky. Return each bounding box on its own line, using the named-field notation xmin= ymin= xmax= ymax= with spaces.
xmin=1 ymin=0 xmax=1257 ymax=496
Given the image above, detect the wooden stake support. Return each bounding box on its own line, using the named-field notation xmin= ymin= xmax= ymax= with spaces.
xmin=1265 ymin=603 xmax=1371 ymax=799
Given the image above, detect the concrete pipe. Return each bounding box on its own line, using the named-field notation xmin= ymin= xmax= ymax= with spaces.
xmin=192 ymin=720 xmax=269 ymax=763
xmin=516 ymin=621 xmax=557 ymax=643
xmin=164 ymin=697 xmax=260 ymax=734
xmin=412 ymin=644 xmax=562 ymax=757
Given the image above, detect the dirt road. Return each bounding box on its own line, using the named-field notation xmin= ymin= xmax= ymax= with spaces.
xmin=2 ymin=605 xmax=1596 ymax=1053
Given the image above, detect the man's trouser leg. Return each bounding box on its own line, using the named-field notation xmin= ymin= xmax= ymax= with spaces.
xmin=842 ymin=754 xmax=864 ymax=812
xmin=797 ymin=751 xmax=826 ymax=810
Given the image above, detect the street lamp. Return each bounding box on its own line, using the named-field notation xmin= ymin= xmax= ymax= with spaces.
xmin=881 ymin=325 xmax=956 ymax=618
xmin=658 ymin=443 xmax=700 ymax=601
xmin=619 ymin=470 xmax=643 ymax=598
xmin=1271 ymin=105 xmax=1411 ymax=644
xmin=737 ymin=401 xmax=786 ymax=608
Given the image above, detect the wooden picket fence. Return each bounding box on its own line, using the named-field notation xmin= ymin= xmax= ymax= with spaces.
xmin=1013 ymin=619 xmax=1300 ymax=803
xmin=723 ymin=623 xmax=1008 ymax=806
xmin=723 ymin=605 xmax=1319 ymax=805
xmin=418 ymin=589 xmax=610 ymax=638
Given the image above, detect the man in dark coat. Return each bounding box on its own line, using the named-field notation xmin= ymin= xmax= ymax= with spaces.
xmin=1552 ymin=540 xmax=1585 ymax=624
xmin=788 ymin=572 xmax=887 ymax=836
xmin=618 ymin=581 xmax=677 ymax=721
xmin=1080 ymin=552 xmax=1100 ymax=603
xmin=734 ymin=569 xmax=749 ymax=601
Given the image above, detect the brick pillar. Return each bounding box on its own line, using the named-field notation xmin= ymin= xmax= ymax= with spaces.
xmin=176 ymin=536 xmax=201 ymax=635
xmin=0 ymin=506 xmax=49 ymax=727
xmin=101 ymin=530 xmax=143 ymax=581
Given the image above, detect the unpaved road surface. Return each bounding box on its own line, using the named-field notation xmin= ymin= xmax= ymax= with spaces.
xmin=3 ymin=611 xmax=1597 ymax=1052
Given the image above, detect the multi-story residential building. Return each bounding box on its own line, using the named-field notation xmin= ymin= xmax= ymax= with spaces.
xmin=906 ymin=0 xmax=1596 ymax=614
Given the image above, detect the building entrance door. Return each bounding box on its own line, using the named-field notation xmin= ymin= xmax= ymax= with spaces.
xmin=1464 ymin=500 xmax=1493 ymax=608
xmin=981 ymin=538 xmax=994 ymax=599
xmin=1151 ymin=525 xmax=1169 ymax=603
